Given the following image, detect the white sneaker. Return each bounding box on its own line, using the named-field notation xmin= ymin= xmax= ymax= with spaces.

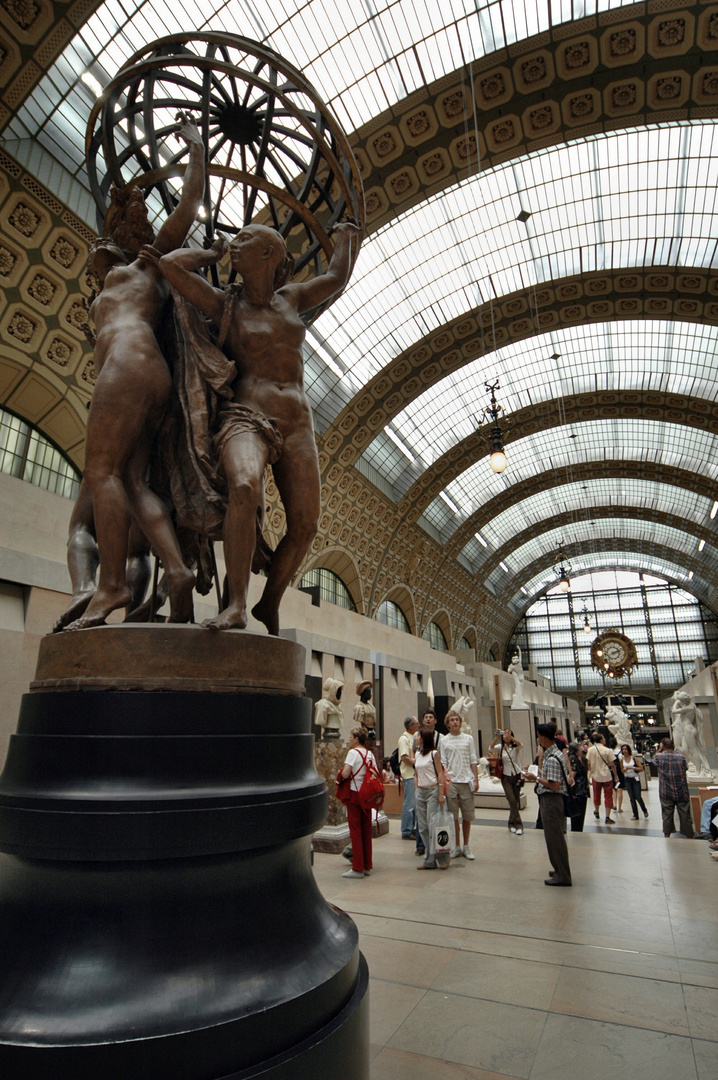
xmin=510 ymin=827 xmax=517 ymax=833
xmin=462 ymin=845 xmax=475 ymax=860
xmin=342 ymin=870 xmax=364 ymax=879
xmin=450 ymin=846 xmax=462 ymax=858
xmin=515 ymin=829 xmax=523 ymax=835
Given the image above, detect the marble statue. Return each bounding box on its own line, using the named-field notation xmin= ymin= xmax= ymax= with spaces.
xmin=477 ymin=757 xmax=501 ymax=785
xmin=450 ymin=694 xmax=475 ymax=735
xmin=605 ymin=704 xmax=634 ymax=751
xmin=507 ymin=646 xmax=527 ymax=710
xmin=151 ymin=220 xmax=361 ymax=635
xmin=352 ymin=680 xmax=376 ymax=741
xmin=671 ymin=691 xmax=714 ymax=778
xmin=60 ymin=114 xmax=204 ymax=632
xmin=314 ymin=678 xmax=344 ymax=740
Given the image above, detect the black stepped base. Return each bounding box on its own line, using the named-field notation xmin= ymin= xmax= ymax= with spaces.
xmin=0 ymin=684 xmax=368 ymax=1080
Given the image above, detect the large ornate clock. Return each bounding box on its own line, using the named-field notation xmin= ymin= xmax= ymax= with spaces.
xmin=590 ymin=628 xmax=638 ymax=679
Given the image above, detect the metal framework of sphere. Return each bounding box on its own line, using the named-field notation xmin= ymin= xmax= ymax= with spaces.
xmin=590 ymin=627 xmax=639 ymax=680
xmin=86 ymin=32 xmax=365 ymax=319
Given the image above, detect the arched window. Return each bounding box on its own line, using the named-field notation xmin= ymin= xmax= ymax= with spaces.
xmin=424 ymin=621 xmax=448 ymax=651
xmin=375 ymin=599 xmax=410 ymax=633
xmin=509 ymin=569 xmax=718 ymax=695
xmin=298 ymin=566 xmax=355 ymax=611
xmin=0 ymin=408 xmax=80 ymax=499
xmin=458 ymin=636 xmax=472 ymax=651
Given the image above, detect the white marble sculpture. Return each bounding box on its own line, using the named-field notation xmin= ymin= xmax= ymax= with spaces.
xmin=450 ymin=694 xmax=475 ymax=735
xmin=314 ymin=678 xmax=344 ymax=740
xmin=605 ymin=705 xmax=634 ymax=751
xmin=477 ymin=757 xmax=501 ymax=785
xmin=507 ymin=646 xmax=527 ymax=710
xmin=671 ymin=691 xmax=714 ymax=779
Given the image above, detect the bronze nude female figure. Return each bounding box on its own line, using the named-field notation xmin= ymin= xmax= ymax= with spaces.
xmin=65 ymin=114 xmax=205 ymax=630
xmin=150 ymin=220 xmax=360 ymax=634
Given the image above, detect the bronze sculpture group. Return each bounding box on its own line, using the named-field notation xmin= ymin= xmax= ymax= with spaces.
xmin=57 ymin=114 xmax=360 ymax=635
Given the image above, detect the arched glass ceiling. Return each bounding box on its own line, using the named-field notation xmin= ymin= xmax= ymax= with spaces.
xmin=421 ymin=419 xmax=718 ymax=539
xmin=515 ymin=551 xmax=712 ymax=610
xmin=315 ymin=122 xmax=718 ymax=391
xmin=484 ymin=519 xmax=718 ymax=594
xmin=461 ymin=479 xmax=716 ymax=569
xmin=364 ymin=320 xmax=718 ymax=492
xmin=9 ymin=0 xmax=633 ymax=178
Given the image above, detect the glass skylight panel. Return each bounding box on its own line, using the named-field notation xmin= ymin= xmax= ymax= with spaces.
xmin=420 ymin=419 xmax=718 ymax=535
xmin=364 ymin=319 xmax=718 ymax=492
xmin=516 ymin=551 xmax=706 ymax=608
xmin=314 ymin=123 xmax=718 ymax=420
xmin=459 ymin=480 xmax=712 ymax=569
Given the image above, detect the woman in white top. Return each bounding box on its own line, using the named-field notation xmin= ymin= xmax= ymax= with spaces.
xmin=490 ymin=729 xmax=524 ymax=834
xmin=619 ymin=743 xmax=648 ymax=820
xmin=414 ymin=725 xmax=448 ymax=870
xmin=339 ymin=726 xmax=377 ymax=879
xmin=586 ymin=732 xmax=619 ymax=824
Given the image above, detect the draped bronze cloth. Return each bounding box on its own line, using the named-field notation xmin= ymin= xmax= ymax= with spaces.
xmin=155 ymin=286 xmax=273 ymax=594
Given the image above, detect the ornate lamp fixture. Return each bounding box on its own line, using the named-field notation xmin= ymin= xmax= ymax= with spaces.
xmin=481 ymin=380 xmax=508 ymax=474
xmin=590 ymin=628 xmax=638 ymax=680
xmin=581 ymin=603 xmax=592 ymax=635
xmin=553 ymin=544 xmax=572 ymax=592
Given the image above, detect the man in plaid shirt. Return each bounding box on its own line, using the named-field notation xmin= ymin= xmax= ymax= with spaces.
xmin=653 ymin=737 xmax=696 ymax=839
xmin=524 ymin=722 xmax=572 ymax=886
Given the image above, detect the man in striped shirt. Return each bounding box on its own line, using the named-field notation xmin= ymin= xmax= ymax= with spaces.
xmin=524 ymin=722 xmax=572 ymax=886
xmin=440 ymin=712 xmax=479 ymax=859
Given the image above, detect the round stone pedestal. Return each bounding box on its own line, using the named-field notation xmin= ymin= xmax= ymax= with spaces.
xmin=0 ymin=627 xmax=369 ymax=1079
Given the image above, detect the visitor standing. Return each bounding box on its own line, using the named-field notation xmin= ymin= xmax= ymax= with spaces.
xmin=440 ymin=711 xmax=479 ymax=859
xmin=398 ymin=716 xmax=419 ymax=844
xmin=339 ymin=727 xmax=377 ymax=878
xmin=618 ymin=743 xmax=648 ymax=821
xmin=414 ymin=726 xmax=448 ymax=871
xmin=587 ymin=732 xmax=618 ymax=824
xmin=653 ymin=737 xmax=696 ymax=838
xmin=489 ymin=728 xmax=524 ymax=834
xmin=523 ymin=722 xmax=572 ymax=886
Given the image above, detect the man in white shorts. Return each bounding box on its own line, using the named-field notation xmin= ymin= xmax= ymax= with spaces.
xmin=440 ymin=712 xmax=479 ymax=859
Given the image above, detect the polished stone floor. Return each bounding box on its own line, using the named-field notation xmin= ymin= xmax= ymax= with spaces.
xmin=313 ymin=782 xmax=718 ymax=1080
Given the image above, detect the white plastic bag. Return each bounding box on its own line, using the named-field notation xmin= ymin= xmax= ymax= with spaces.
xmin=432 ymin=802 xmax=453 ymax=856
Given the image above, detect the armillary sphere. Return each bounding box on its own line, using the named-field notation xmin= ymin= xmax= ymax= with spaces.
xmin=85 ymin=32 xmax=365 ymax=321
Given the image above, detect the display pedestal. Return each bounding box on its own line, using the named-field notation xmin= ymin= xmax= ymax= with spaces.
xmin=509 ymin=708 xmax=534 ymax=757
xmin=0 ymin=626 xmax=369 ymax=1080
xmin=313 ymin=737 xmax=350 ymax=853
xmin=475 ymin=787 xmax=528 ymax=811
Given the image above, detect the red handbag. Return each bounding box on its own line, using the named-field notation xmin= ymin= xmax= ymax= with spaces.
xmin=357 ymin=752 xmax=385 ymax=811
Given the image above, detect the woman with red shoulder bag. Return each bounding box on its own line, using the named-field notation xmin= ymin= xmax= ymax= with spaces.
xmin=339 ymin=726 xmax=377 ymax=880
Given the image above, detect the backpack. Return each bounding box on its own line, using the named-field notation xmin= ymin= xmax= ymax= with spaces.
xmin=357 ymin=751 xmax=385 ymax=812
xmin=389 ymin=746 xmax=401 ymax=777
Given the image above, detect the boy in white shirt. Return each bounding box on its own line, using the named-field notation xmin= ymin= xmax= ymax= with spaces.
xmin=440 ymin=712 xmax=479 ymax=859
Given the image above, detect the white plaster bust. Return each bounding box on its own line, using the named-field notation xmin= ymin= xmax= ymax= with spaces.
xmin=314 ymin=678 xmax=344 ymax=740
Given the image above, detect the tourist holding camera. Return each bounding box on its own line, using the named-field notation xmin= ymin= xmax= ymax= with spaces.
xmin=490 ymin=728 xmax=524 ymax=834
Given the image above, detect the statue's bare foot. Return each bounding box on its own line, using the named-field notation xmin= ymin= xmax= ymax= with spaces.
xmin=66 ymin=586 xmax=133 ymax=630
xmin=53 ymin=588 xmax=95 ymax=632
xmin=202 ymin=604 xmax=247 ymax=632
xmin=166 ymin=567 xmax=196 ymax=624
xmin=251 ymin=598 xmax=279 ymax=636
